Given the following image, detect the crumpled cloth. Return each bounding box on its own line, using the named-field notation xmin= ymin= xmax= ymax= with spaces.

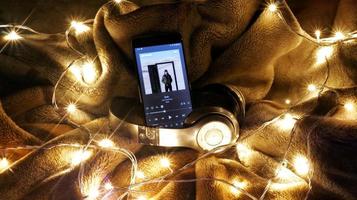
xmin=0 ymin=0 xmax=357 ymax=199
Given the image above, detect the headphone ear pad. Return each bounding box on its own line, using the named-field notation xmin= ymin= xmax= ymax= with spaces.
xmin=183 ymin=107 xmax=235 ymax=126
xmin=189 ymin=84 xmax=245 ymax=124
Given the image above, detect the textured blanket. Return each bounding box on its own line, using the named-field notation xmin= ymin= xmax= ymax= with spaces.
xmin=0 ymin=0 xmax=357 ymax=199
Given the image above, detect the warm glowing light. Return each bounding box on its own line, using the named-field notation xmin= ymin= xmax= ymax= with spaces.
xmin=3 ymin=31 xmax=22 ymax=41
xmin=81 ymin=62 xmax=98 ymax=84
xmin=236 ymin=143 xmax=252 ymax=162
xmin=285 ymin=99 xmax=291 ymax=104
xmin=267 ymin=3 xmax=278 ymax=12
xmin=98 ymin=138 xmax=114 ymax=148
xmin=0 ymin=158 xmax=10 ymax=172
xmin=70 ymin=61 xmax=98 ymax=84
xmin=104 ymin=182 xmax=114 ymax=190
xmin=86 ymin=187 xmax=100 ymax=200
xmin=307 ymin=84 xmax=317 ymax=92
xmin=344 ymin=102 xmax=355 ymax=112
xmin=293 ymin=154 xmax=310 ymax=176
xmin=137 ymin=196 xmax=147 ymax=200
xmin=114 ymin=0 xmax=123 ymax=3
xmin=160 ymin=157 xmax=171 ymax=168
xmin=333 ymin=31 xmax=345 ymax=41
xmin=276 ymin=113 xmax=296 ymax=131
xmin=276 ymin=166 xmax=294 ymax=180
xmin=270 ymin=181 xmax=304 ymax=190
xmin=136 ymin=170 xmax=146 ymax=179
xmin=66 ymin=103 xmax=77 ymax=114
xmin=316 ymin=46 xmax=334 ymax=64
xmin=69 ymin=65 xmax=82 ymax=81
xmin=315 ymin=30 xmax=321 ymax=43
xmin=71 ymin=21 xmax=90 ymax=34
xmin=82 ymin=177 xmax=102 ymax=200
xmin=70 ymin=149 xmax=92 ymax=166
xmin=230 ymin=179 xmax=247 ymax=195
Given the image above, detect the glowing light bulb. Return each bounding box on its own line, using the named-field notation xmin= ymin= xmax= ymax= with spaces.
xmin=276 ymin=166 xmax=294 ymax=180
xmin=293 ymin=154 xmax=310 ymax=176
xmin=285 ymin=99 xmax=291 ymax=105
xmin=66 ymin=103 xmax=77 ymax=114
xmin=136 ymin=170 xmax=146 ymax=179
xmin=137 ymin=196 xmax=147 ymax=200
xmin=333 ymin=31 xmax=345 ymax=41
xmin=70 ymin=149 xmax=92 ymax=166
xmin=3 ymin=31 xmax=22 ymax=41
xmin=69 ymin=65 xmax=82 ymax=81
xmin=98 ymin=139 xmax=114 ymax=148
xmin=71 ymin=21 xmax=90 ymax=34
xmin=82 ymin=178 xmax=102 ymax=200
xmin=86 ymin=188 xmax=100 ymax=200
xmin=70 ymin=61 xmax=98 ymax=84
xmin=0 ymin=158 xmax=10 ymax=173
xmin=316 ymin=46 xmax=334 ymax=64
xmin=81 ymin=62 xmax=98 ymax=84
xmin=236 ymin=143 xmax=252 ymax=162
xmin=270 ymin=181 xmax=303 ymax=191
xmin=230 ymin=179 xmax=247 ymax=195
xmin=114 ymin=0 xmax=123 ymax=3
xmin=344 ymin=102 xmax=355 ymax=112
xmin=160 ymin=157 xmax=171 ymax=168
xmin=276 ymin=113 xmax=296 ymax=131
xmin=315 ymin=30 xmax=321 ymax=43
xmin=307 ymin=84 xmax=317 ymax=92
xmin=267 ymin=3 xmax=278 ymax=12
xmin=104 ymin=182 xmax=114 ymax=190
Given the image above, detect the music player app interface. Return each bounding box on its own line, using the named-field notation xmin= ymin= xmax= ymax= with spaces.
xmin=135 ymin=43 xmax=192 ymax=128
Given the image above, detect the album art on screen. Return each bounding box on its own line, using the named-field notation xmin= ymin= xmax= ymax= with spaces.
xmin=139 ymin=49 xmax=186 ymax=95
xmin=135 ymin=43 xmax=192 ymax=128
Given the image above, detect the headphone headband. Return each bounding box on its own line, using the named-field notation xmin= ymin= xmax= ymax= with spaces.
xmin=109 ymin=84 xmax=245 ymax=151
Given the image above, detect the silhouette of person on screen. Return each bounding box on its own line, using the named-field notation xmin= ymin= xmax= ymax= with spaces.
xmin=162 ymin=70 xmax=173 ymax=92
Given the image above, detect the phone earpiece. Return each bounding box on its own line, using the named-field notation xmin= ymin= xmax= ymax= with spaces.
xmin=109 ymin=84 xmax=245 ymax=151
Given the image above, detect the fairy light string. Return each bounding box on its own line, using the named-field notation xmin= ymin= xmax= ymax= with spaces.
xmin=0 ymin=0 xmax=356 ymax=199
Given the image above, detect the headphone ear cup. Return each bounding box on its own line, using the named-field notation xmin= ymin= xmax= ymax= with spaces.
xmin=183 ymin=106 xmax=240 ymax=151
xmin=194 ymin=113 xmax=238 ymax=151
xmin=190 ymin=84 xmax=245 ymax=123
xmin=223 ymin=84 xmax=246 ymax=121
xmin=183 ymin=106 xmax=235 ymax=126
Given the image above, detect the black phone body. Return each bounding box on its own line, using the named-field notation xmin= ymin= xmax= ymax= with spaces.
xmin=133 ymin=33 xmax=193 ymax=128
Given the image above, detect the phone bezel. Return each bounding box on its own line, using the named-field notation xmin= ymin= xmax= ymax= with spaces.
xmin=132 ymin=33 xmax=193 ymax=128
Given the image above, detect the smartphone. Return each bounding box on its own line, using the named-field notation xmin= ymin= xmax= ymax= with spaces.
xmin=133 ymin=33 xmax=192 ymax=128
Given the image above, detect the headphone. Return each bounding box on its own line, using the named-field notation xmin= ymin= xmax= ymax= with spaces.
xmin=109 ymin=84 xmax=245 ymax=152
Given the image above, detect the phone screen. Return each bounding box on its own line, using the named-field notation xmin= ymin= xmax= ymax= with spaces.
xmin=134 ymin=41 xmax=192 ymax=128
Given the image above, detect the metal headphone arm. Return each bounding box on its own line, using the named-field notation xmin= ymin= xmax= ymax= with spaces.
xmin=109 ymin=105 xmax=239 ymax=152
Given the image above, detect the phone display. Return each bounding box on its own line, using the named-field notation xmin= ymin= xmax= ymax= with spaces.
xmin=133 ymin=34 xmax=192 ymax=128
